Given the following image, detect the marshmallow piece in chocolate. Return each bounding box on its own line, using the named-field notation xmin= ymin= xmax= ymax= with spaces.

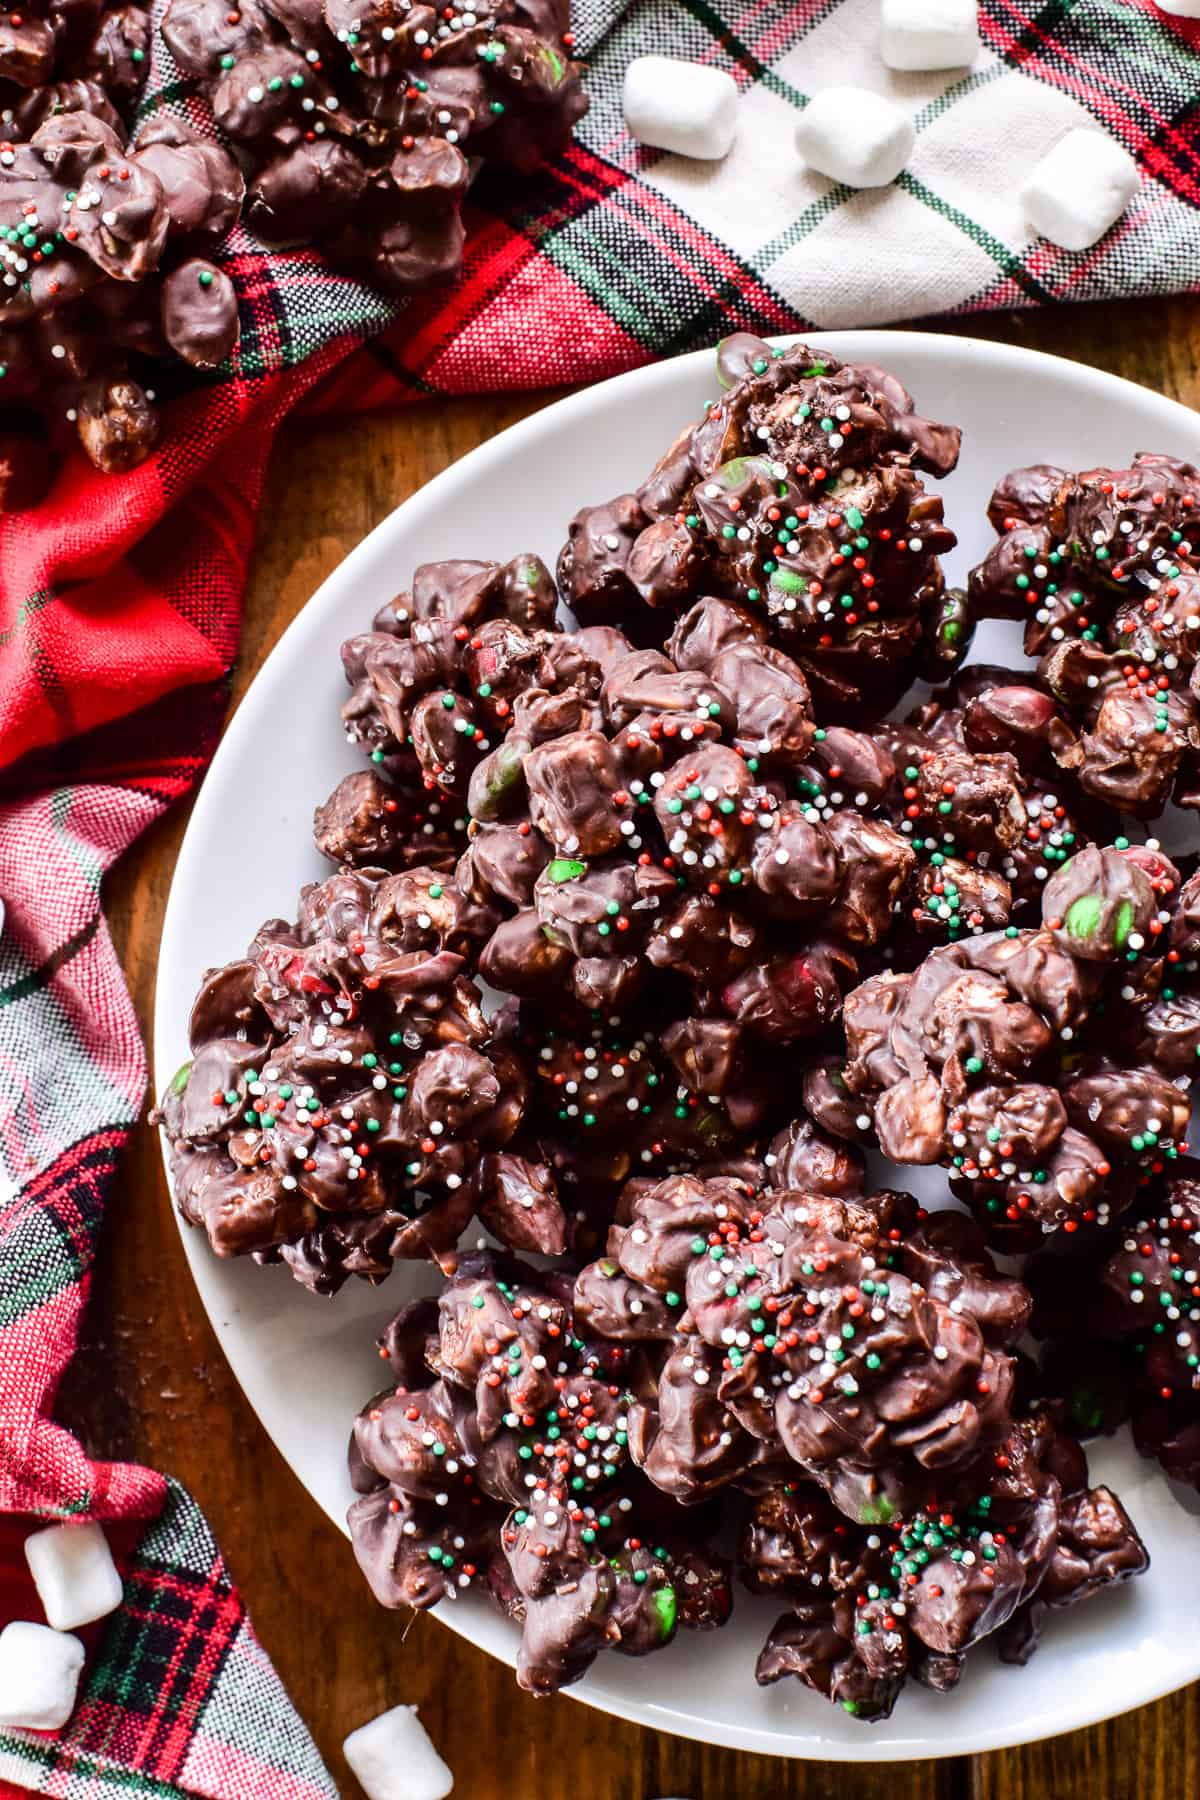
xmin=621 ymin=55 xmax=739 ymax=161
xmin=795 ymin=87 xmax=915 ymax=188
xmin=1022 ymin=129 xmax=1139 ymax=252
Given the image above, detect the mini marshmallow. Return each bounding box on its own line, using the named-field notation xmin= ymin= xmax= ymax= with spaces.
xmin=343 ymin=1704 xmax=453 ymax=1800
xmin=795 ymin=87 xmax=915 ymax=188
xmin=0 ymin=1622 xmax=86 ymax=1731
xmin=623 ymin=55 xmax=738 ymax=160
xmin=24 ymin=1520 xmax=123 ymax=1633
xmin=880 ymin=0 xmax=979 ymax=69
xmin=1022 ymin=128 xmax=1140 ymax=251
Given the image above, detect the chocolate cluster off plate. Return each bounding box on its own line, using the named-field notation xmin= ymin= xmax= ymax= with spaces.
xmin=155 ymin=332 xmax=1200 ymax=1760
xmin=0 ymin=0 xmax=584 ymax=488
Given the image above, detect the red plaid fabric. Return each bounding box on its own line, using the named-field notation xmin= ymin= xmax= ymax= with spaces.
xmin=2 ymin=0 xmax=1199 ymax=1791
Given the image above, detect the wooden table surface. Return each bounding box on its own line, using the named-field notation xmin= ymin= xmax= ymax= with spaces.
xmin=91 ymin=298 xmax=1200 ymax=1799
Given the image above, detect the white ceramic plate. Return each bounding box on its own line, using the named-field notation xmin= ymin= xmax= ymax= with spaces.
xmin=156 ymin=331 xmax=1200 ymax=1761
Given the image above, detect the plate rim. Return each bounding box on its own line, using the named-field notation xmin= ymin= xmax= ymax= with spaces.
xmin=154 ymin=328 xmax=1200 ymax=1761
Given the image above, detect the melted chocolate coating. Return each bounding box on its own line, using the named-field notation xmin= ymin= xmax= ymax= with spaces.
xmin=969 ymin=455 xmax=1200 ymax=815
xmin=154 ymin=867 xmax=532 ymax=1289
xmin=1 ymin=0 xmax=585 ymax=477
xmin=832 ymin=853 xmax=1191 ymax=1250
xmin=347 ymin=1251 xmax=732 ymax=1693
xmin=559 ymin=336 xmax=962 ymax=704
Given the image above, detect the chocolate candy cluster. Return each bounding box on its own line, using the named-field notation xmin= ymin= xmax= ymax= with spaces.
xmin=160 ymin=0 xmax=585 ymax=288
xmin=346 ymin=1177 xmax=1145 ymax=1712
xmin=317 ymin=551 xmax=564 ymax=876
xmin=878 ymin=660 xmax=1104 ymax=933
xmin=155 ymin=866 xmax=547 ymax=1292
xmin=578 ymin=1172 xmax=1144 ymax=1719
xmin=348 ymin=1252 xmax=733 ymax=1694
xmin=325 ymin=550 xmax=927 ymax=1173
xmin=1032 ymin=1171 xmax=1200 ymax=1493
xmin=0 ymin=35 xmax=243 ymax=480
xmin=558 ymin=332 xmax=965 ymax=711
xmin=968 ymin=454 xmax=1200 ymax=816
xmin=748 ymin=1406 xmax=1146 ymax=1717
xmin=826 ymin=847 xmax=1191 ymax=1250
xmin=464 ymin=600 xmax=913 ymax=1027
xmin=0 ymin=0 xmax=584 ymax=488
xmin=574 ymin=1176 xmax=1031 ymax=1518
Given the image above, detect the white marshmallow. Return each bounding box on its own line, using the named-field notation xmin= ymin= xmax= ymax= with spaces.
xmin=24 ymin=1520 xmax=123 ymax=1633
xmin=880 ymin=0 xmax=979 ymax=69
xmin=0 ymin=1622 xmax=86 ymax=1731
xmin=795 ymin=87 xmax=915 ymax=188
xmin=1022 ymin=127 xmax=1140 ymax=251
xmin=1154 ymin=0 xmax=1200 ymax=14
xmin=343 ymin=1705 xmax=453 ymax=1800
xmin=622 ymin=55 xmax=738 ymax=160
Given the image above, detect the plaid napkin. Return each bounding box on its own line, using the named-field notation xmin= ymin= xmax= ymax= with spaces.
xmin=1 ymin=0 xmax=1198 ymax=1792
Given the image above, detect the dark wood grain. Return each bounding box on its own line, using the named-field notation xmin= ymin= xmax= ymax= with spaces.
xmin=92 ymin=298 xmax=1200 ymax=1799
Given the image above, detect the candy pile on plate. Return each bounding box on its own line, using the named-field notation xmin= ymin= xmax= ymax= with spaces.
xmin=0 ymin=0 xmax=584 ymax=485
xmin=156 ymin=334 xmax=1200 ymax=1722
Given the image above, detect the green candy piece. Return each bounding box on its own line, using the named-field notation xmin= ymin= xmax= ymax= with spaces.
xmin=1064 ymin=893 xmax=1103 ymax=944
xmin=713 ymin=454 xmax=774 ymax=492
xmin=1113 ymin=898 xmax=1134 ymax=948
xmin=769 ymin=567 xmax=806 ymax=595
xmin=169 ymin=1059 xmax=192 ymax=1095
xmin=547 ymin=856 xmax=587 ymax=884
xmin=653 ymin=1584 xmax=678 ymax=1640
xmin=468 ymin=736 xmax=529 ymax=821
xmin=530 ymin=41 xmax=565 ymax=82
